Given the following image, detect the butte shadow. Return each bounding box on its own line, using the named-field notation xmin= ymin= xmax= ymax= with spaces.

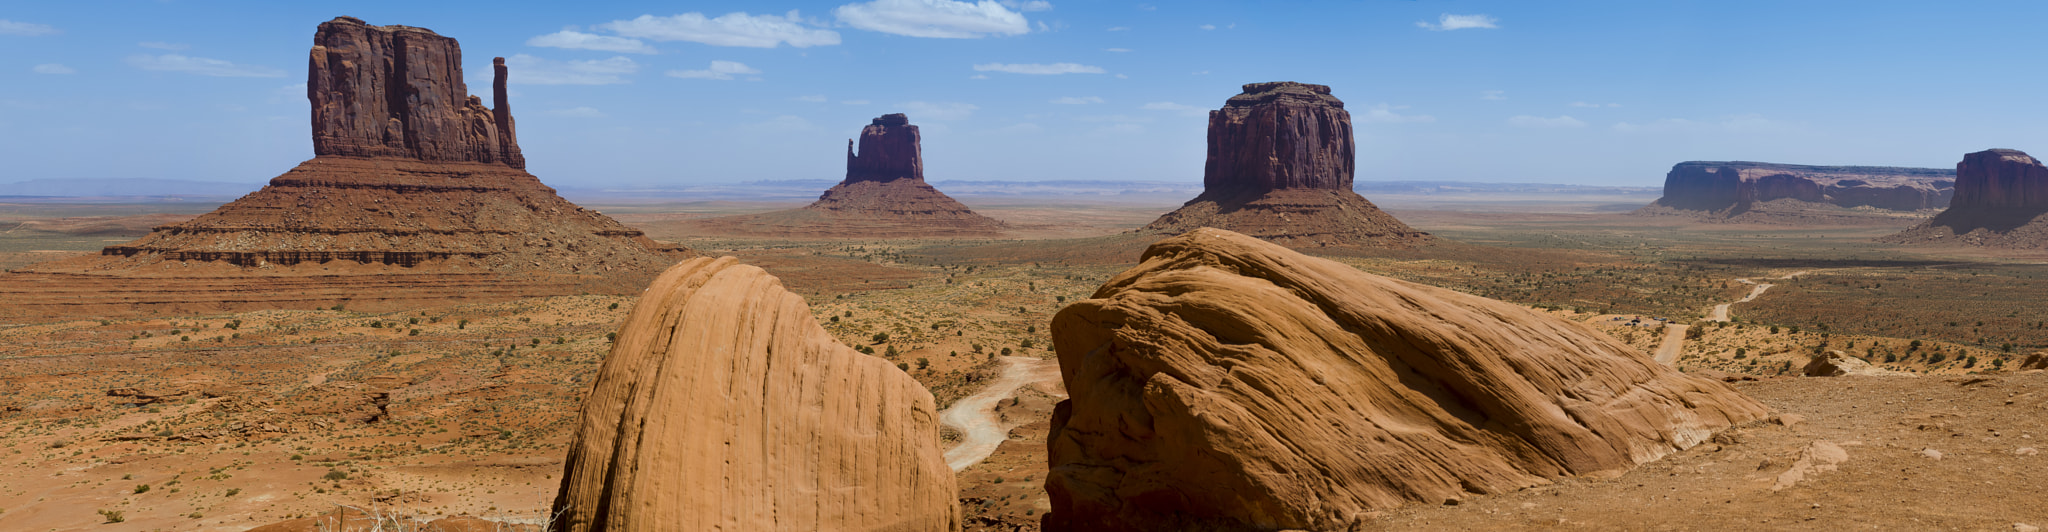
xmin=3 ymin=17 xmax=691 ymax=318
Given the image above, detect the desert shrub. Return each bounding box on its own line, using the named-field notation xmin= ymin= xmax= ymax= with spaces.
xmin=555 ymin=337 xmax=566 ymax=345
xmin=916 ymin=358 xmax=930 ymax=370
xmin=323 ymin=470 xmax=348 ymax=481
xmin=408 ymin=329 xmax=419 ymax=336
xmin=99 ymin=509 xmax=124 ymax=523
xmin=1769 ymin=326 xmax=1780 ymax=334
xmin=458 ymin=319 xmax=469 ymax=329
xmin=1020 ymin=340 xmax=1034 ymax=349
xmin=896 ymin=363 xmax=909 ymax=371
xmin=609 ymin=302 xmax=620 ymax=310
xmin=1001 ymin=348 xmax=1013 ymax=356
xmin=1929 ymin=352 xmax=1948 ymax=364
xmin=873 ymin=332 xmax=890 ymax=343
xmin=606 ymin=332 xmax=617 ymax=342
xmin=133 ymin=484 xmax=150 ymax=494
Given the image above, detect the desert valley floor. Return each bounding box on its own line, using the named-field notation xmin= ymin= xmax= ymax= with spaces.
xmin=3 ymin=196 xmax=2047 ymax=531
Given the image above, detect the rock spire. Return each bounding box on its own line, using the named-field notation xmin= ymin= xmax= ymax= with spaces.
xmin=308 ymin=16 xmax=524 ymax=167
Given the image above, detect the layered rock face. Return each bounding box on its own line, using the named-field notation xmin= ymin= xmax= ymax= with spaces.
xmin=548 ymin=257 xmax=958 ymax=532
xmin=309 ymin=16 xmax=524 ymax=167
xmin=1883 ymin=149 xmax=2048 ymax=248
xmin=688 ymin=114 xmax=1005 ymax=237
xmin=11 ymin=17 xmax=687 ymax=315
xmin=1142 ymin=82 xmax=1429 ymax=247
xmin=1645 ymin=161 xmax=1954 ymax=215
xmin=1042 ymin=228 xmax=1770 ymax=531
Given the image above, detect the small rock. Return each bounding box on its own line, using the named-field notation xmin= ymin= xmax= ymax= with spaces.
xmin=2015 ymin=523 xmax=2039 ymax=532
xmin=1919 ymin=448 xmax=1944 ymax=460
xmin=1771 ymin=413 xmax=1807 ymax=428
xmin=2016 ymin=447 xmax=2039 ymax=457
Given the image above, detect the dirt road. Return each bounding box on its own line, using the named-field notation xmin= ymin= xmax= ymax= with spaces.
xmin=940 ymin=356 xmax=1063 ymax=471
xmin=1655 ymin=270 xmax=1811 ymax=366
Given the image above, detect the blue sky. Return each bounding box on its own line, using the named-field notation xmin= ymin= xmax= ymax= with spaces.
xmin=3 ymin=1 xmax=2046 ymax=188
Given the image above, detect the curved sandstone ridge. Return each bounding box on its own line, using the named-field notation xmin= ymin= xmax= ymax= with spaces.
xmin=549 ymin=257 xmax=958 ymax=532
xmin=1043 ymin=228 xmax=1770 ymax=531
xmin=1884 ymin=149 xmax=2048 ymax=248
xmin=691 ymin=114 xmax=1005 ymax=237
xmin=1143 ymin=82 xmax=1429 ymax=248
xmin=1641 ymin=161 xmax=1954 ymax=217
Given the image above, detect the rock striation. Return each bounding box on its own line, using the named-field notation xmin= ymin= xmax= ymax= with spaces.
xmin=1141 ymin=82 xmax=1429 ymax=247
xmin=548 ymin=257 xmax=958 ymax=532
xmin=1641 ymin=161 xmax=1954 ymax=217
xmin=8 ymin=17 xmax=687 ymax=316
xmin=1882 ymin=149 xmax=2048 ymax=248
xmin=1042 ymin=228 xmax=1770 ymax=531
xmin=687 ymin=114 xmax=1006 ymax=238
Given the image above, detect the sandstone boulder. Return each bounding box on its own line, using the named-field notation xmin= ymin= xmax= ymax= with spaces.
xmin=1142 ymin=82 xmax=1429 ymax=248
xmin=548 ymin=257 xmax=957 ymax=532
xmin=1884 ymin=149 xmax=2048 ymax=248
xmin=1043 ymin=228 xmax=1770 ymax=531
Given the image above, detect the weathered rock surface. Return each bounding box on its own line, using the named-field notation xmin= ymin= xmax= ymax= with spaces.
xmin=548 ymin=257 xmax=958 ymax=532
xmin=688 ymin=114 xmax=1005 ymax=237
xmin=1042 ymin=228 xmax=1770 ymax=531
xmin=1142 ymin=82 xmax=1429 ymax=248
xmin=1884 ymin=149 xmax=2048 ymax=248
xmin=1640 ymin=161 xmax=1954 ymax=217
xmin=309 ymin=16 xmax=524 ymax=167
xmin=8 ymin=17 xmax=686 ymax=317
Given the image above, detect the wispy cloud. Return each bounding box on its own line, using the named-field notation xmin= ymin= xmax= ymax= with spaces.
xmin=1104 ymin=47 xmax=1131 ymax=52
xmin=667 ymin=60 xmax=761 ymax=80
xmin=137 ymin=41 xmax=187 ymax=51
xmin=1417 ymin=14 xmax=1499 ymax=31
xmin=527 ymin=30 xmax=657 ymax=54
xmin=793 ymin=95 xmax=828 ymax=103
xmin=32 ymin=64 xmax=74 ymax=75
xmin=1480 ymin=90 xmax=1506 ymax=101
xmin=545 ymin=107 xmax=607 ymax=118
xmin=1106 ymin=26 xmax=1129 ymax=31
xmin=1050 ymin=96 xmax=1103 ymax=105
xmin=603 ymin=11 xmax=840 ymax=48
xmin=835 ymin=0 xmax=1030 ymax=39
xmin=1569 ymin=101 xmax=1623 ymax=108
xmin=842 ymin=99 xmax=871 ymax=105
xmin=1508 ymin=115 xmax=1585 ymax=128
xmin=1358 ymin=104 xmax=1435 ymax=124
xmin=1140 ymin=101 xmax=1206 ymax=117
xmin=972 ymin=62 xmax=1104 ymax=75
xmin=503 ymin=54 xmax=638 ymax=85
xmin=0 ymin=19 xmax=59 ymax=36
xmin=900 ymin=101 xmax=980 ymax=121
xmin=127 ymin=54 xmax=286 ymax=78
xmin=1614 ymin=114 xmax=1790 ymax=133
xmin=1001 ymin=0 xmax=1053 ymax=11
xmin=1199 ymin=24 xmax=1216 ymax=30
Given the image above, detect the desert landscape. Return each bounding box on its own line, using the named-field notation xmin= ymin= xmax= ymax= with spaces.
xmin=6 ymin=4 xmax=2048 ymax=532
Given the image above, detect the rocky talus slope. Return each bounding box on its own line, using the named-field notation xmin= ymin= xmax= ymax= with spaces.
xmin=1142 ymin=82 xmax=1429 ymax=248
xmin=1883 ymin=148 xmax=2048 ymax=249
xmin=1042 ymin=228 xmax=1770 ymax=531
xmin=548 ymin=257 xmax=958 ymax=532
xmin=690 ymin=113 xmax=1005 ymax=238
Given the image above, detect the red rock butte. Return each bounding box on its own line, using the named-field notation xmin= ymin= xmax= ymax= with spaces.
xmin=1883 ymin=148 xmax=2048 ymax=248
xmin=1141 ymin=82 xmax=1430 ymax=248
xmin=0 ymin=17 xmax=690 ymax=318
xmin=688 ymin=113 xmax=1007 ymax=238
xmin=1639 ymin=160 xmax=1954 ymax=217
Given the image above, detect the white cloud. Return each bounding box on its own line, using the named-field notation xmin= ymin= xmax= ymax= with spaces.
xmin=1417 ymin=14 xmax=1499 ymax=31
xmin=527 ymin=30 xmax=657 ymax=54
xmin=667 ymin=60 xmax=761 ymax=80
xmin=1199 ymin=24 xmax=1216 ymax=30
xmin=972 ymin=62 xmax=1104 ymax=75
xmin=793 ymin=94 xmax=828 ymax=102
xmin=1105 ymin=47 xmax=1131 ymax=52
xmin=603 ymin=11 xmax=840 ymax=48
xmin=545 ymin=107 xmax=607 ymax=118
xmin=137 ymin=41 xmax=188 ymax=51
xmin=503 ymin=54 xmax=638 ymax=85
xmin=1140 ymin=101 xmax=1205 ymax=117
xmin=740 ymin=115 xmax=821 ymax=134
xmin=1569 ymin=101 xmax=1622 ymax=108
xmin=1191 ymin=70 xmax=1209 ymax=75
xmin=1050 ymin=96 xmax=1103 ymax=105
xmin=1480 ymin=90 xmax=1506 ymax=100
xmin=126 ymin=54 xmax=286 ymax=78
xmin=842 ymin=99 xmax=871 ymax=105
xmin=1508 ymin=115 xmax=1586 ymax=128
xmin=1106 ymin=26 xmax=1129 ymax=31
xmin=31 ymin=64 xmax=74 ymax=75
xmin=835 ymin=0 xmax=1030 ymax=39
xmin=969 ymin=74 xmax=990 ymax=79
xmin=1358 ymin=104 xmax=1435 ymax=124
xmin=899 ymin=101 xmax=979 ymax=121
xmin=0 ymin=19 xmax=59 ymax=36
xmin=1613 ymin=114 xmax=1789 ymax=133
xmin=1001 ymin=0 xmax=1053 ymax=11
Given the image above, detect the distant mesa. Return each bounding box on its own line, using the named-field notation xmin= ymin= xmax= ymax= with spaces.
xmin=1637 ymin=160 xmax=1954 ymax=219
xmin=549 ymin=257 xmax=958 ymax=532
xmin=2 ymin=16 xmax=690 ymax=317
xmin=688 ymin=113 xmax=1007 ymax=238
xmin=1043 ymin=228 xmax=1769 ymax=531
xmin=1882 ymin=148 xmax=2048 ymax=248
xmin=1141 ymin=82 xmax=1431 ymax=248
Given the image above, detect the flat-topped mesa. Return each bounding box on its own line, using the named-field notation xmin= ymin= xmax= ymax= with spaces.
xmin=1648 ymin=161 xmax=1954 ymax=213
xmin=1950 ymin=149 xmax=2048 ymax=211
xmin=844 ymin=113 xmax=922 ymax=183
xmin=1205 ymin=81 xmax=1353 ymax=195
xmin=308 ymin=16 xmax=524 ymax=167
